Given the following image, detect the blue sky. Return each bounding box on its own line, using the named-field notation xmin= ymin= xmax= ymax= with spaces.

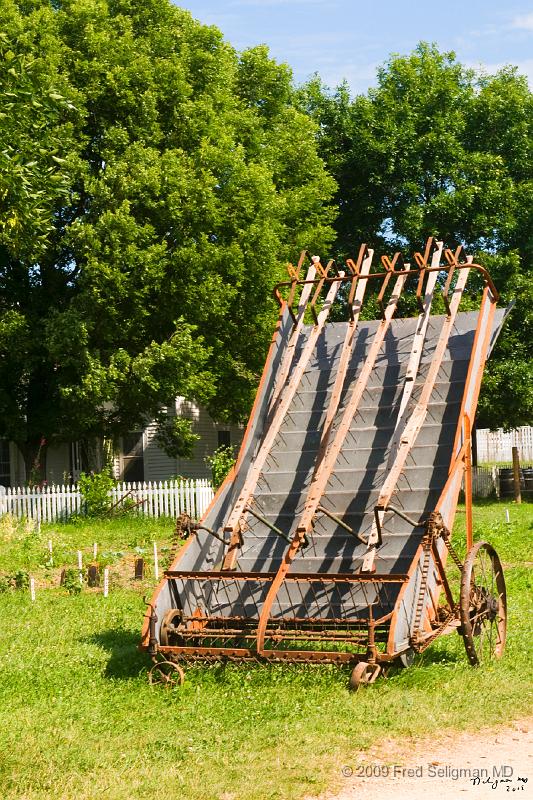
xmin=176 ymin=0 xmax=533 ymax=93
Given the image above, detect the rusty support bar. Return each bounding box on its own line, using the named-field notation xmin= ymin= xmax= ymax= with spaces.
xmin=194 ymin=525 xmax=230 ymax=547
xmin=243 ymin=506 xmax=292 ymax=543
xmin=464 ymin=414 xmax=474 ymax=550
xmin=430 ymin=538 xmax=456 ymax=610
xmin=164 ymin=569 xmax=408 ymax=583
xmin=316 ymin=505 xmax=366 ymax=543
xmin=273 ymin=260 xmax=499 ymax=303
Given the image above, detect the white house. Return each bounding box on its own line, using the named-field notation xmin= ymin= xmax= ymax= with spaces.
xmin=1 ymin=398 xmax=243 ymax=487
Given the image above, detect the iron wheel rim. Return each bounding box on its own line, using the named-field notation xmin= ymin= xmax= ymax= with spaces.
xmin=460 ymin=541 xmax=506 ymax=666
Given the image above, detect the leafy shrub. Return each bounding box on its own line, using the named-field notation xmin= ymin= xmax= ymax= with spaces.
xmin=78 ymin=470 xmax=115 ymax=517
xmin=13 ymin=570 xmax=30 ymax=589
xmin=62 ymin=568 xmax=82 ymax=595
xmin=0 ymin=570 xmax=30 ymax=591
xmin=206 ymin=445 xmax=236 ymax=489
xmin=154 ymin=416 xmax=200 ymax=459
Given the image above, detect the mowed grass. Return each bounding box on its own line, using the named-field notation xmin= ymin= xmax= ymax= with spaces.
xmin=0 ymin=502 xmax=531 ymax=800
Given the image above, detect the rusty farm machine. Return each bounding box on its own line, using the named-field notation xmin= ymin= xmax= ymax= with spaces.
xmin=141 ymin=238 xmax=508 ymax=688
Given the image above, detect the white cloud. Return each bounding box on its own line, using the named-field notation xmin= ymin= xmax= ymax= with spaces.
xmin=510 ymin=12 xmax=533 ymax=31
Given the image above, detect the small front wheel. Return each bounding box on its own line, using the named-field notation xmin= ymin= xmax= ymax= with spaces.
xmin=460 ymin=541 xmax=506 ymax=666
xmin=148 ymin=659 xmax=185 ymax=687
xmin=349 ymin=661 xmax=381 ymax=690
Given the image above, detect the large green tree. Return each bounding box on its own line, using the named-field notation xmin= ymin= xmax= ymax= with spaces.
xmin=299 ymin=44 xmax=533 ymax=429
xmin=0 ymin=0 xmax=336 ymax=477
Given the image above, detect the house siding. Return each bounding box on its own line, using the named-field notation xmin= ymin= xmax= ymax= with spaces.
xmin=5 ymin=400 xmax=244 ymax=485
xmin=144 ymin=420 xmax=177 ymax=481
xmin=174 ymin=399 xmax=242 ymax=479
xmin=46 ymin=442 xmax=71 ymax=485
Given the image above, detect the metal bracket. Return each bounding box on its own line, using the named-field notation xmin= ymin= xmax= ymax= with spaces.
xmin=377 ymin=252 xmax=403 ymax=319
xmin=143 ymin=598 xmax=158 ymax=656
xmin=316 ymin=505 xmax=367 ymax=544
xmin=369 ymin=504 xmax=426 ymax=547
xmin=243 ymin=505 xmax=294 ymax=544
xmin=193 ymin=524 xmax=230 ymax=548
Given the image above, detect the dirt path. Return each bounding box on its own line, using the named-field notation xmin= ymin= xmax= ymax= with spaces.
xmin=318 ymin=717 xmax=532 ymax=800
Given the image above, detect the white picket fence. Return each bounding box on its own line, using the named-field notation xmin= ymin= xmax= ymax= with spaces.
xmin=477 ymin=426 xmax=533 ymax=463
xmin=0 ymin=479 xmax=214 ymax=523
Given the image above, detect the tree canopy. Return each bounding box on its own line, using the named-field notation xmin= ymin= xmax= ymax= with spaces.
xmin=299 ymin=43 xmax=533 ymax=429
xmin=0 ymin=0 xmax=336 ymax=475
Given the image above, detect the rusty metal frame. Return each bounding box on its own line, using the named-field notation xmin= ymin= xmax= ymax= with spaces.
xmin=142 ymin=241 xmax=501 ymax=672
xmin=272 ymin=259 xmax=499 ymax=305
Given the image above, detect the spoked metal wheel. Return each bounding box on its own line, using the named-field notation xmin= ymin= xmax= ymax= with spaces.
xmin=159 ymin=609 xmax=185 ymax=647
xmin=148 ymin=659 xmax=185 ymax=687
xmin=460 ymin=541 xmax=506 ymax=666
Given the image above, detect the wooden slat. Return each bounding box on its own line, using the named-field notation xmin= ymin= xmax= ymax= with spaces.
xmin=222 ymin=270 xmax=345 ymax=569
xmin=295 ymin=267 xmax=411 ymax=536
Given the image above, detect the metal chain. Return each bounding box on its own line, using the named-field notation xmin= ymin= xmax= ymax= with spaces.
xmin=412 ymin=609 xmax=458 ymax=653
xmin=410 ymin=511 xmax=463 ymax=649
xmin=441 ymin=529 xmax=464 ymax=572
xmin=410 ymin=535 xmax=433 ymax=642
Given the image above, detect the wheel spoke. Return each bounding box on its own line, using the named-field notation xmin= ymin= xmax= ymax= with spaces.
xmin=460 ymin=542 xmax=506 ymax=666
xmin=488 ymin=615 xmax=495 ymax=658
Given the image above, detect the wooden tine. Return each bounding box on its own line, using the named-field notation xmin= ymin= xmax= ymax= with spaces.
xmin=309 ymin=258 xmax=335 ymax=324
xmin=442 ymin=244 xmax=465 ymax=315
xmin=346 ymin=243 xmax=368 ymax=320
xmin=414 ymin=236 xmax=436 ymax=312
xmin=286 ymin=250 xmax=311 ymax=316
xmin=377 ymin=251 xmax=402 ymax=319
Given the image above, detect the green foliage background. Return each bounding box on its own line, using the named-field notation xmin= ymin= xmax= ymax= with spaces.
xmin=0 ymin=0 xmax=336 ymax=474
xmin=299 ymin=43 xmax=533 ymax=429
xmin=0 ymin=6 xmax=531 ymax=477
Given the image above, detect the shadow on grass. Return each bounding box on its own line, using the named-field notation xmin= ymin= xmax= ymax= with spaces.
xmin=416 ymin=644 xmax=464 ymax=667
xmin=87 ymin=628 xmax=151 ymax=679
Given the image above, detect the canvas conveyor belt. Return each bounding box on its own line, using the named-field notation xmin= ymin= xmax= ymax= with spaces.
xmin=141 ymin=240 xmax=510 ymax=685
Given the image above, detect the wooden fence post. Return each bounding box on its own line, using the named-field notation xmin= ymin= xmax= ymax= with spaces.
xmin=512 ymin=446 xmax=522 ymax=504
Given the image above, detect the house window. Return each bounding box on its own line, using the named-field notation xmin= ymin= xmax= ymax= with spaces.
xmin=122 ymin=432 xmax=144 ymax=482
xmin=217 ymin=430 xmax=231 ymax=449
xmin=0 ymin=440 xmax=10 ymax=487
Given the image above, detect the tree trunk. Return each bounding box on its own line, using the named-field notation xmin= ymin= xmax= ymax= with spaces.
xmin=19 ymin=439 xmax=48 ymax=486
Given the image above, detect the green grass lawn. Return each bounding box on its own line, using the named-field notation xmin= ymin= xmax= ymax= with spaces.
xmin=0 ymin=503 xmax=531 ymax=800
